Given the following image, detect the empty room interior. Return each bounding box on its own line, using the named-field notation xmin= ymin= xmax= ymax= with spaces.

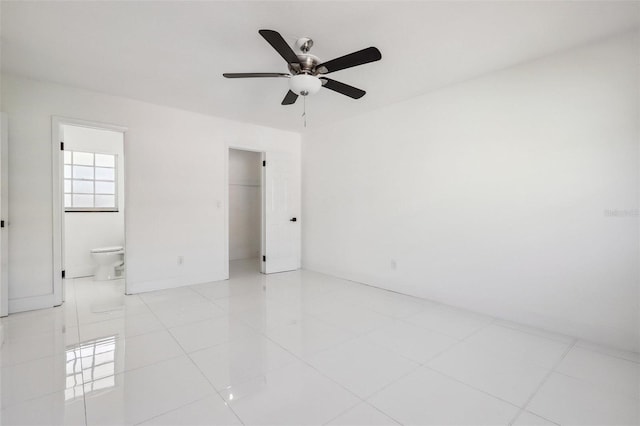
xmin=0 ymin=1 xmax=638 ymax=425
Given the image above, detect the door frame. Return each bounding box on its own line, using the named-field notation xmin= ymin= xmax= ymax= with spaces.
xmin=225 ymin=146 xmax=266 ymax=277
xmin=51 ymin=116 xmax=128 ymax=304
xmin=0 ymin=113 xmax=8 ymax=317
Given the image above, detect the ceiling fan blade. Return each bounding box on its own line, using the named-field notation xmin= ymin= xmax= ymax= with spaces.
xmin=316 ymin=47 xmax=381 ymax=74
xmin=320 ymin=78 xmax=366 ymax=99
xmin=281 ymin=90 xmax=298 ymax=105
xmin=223 ymin=73 xmax=290 ymax=78
xmin=259 ymin=29 xmax=300 ymax=64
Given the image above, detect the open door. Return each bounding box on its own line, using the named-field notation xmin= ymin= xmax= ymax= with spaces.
xmin=0 ymin=113 xmax=8 ymax=317
xmin=263 ymin=150 xmax=300 ymax=274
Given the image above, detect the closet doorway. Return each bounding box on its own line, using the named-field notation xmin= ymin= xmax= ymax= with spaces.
xmin=228 ymin=148 xmax=264 ymax=276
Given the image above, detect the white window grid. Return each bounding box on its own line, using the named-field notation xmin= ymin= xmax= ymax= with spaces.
xmin=64 ymin=150 xmax=118 ymax=212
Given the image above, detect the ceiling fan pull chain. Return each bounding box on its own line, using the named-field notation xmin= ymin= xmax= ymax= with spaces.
xmin=302 ymin=95 xmax=307 ymax=128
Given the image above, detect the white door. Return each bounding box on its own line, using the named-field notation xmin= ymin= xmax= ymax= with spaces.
xmin=0 ymin=113 xmax=8 ymax=317
xmin=264 ymin=151 xmax=300 ymax=273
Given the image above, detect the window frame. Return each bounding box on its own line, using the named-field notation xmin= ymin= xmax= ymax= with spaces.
xmin=64 ymin=150 xmax=119 ymax=213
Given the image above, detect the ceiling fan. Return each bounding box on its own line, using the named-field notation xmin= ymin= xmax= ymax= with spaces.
xmin=223 ymin=29 xmax=382 ymax=105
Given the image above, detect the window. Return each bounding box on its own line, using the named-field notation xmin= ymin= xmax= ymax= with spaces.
xmin=64 ymin=150 xmax=117 ymax=211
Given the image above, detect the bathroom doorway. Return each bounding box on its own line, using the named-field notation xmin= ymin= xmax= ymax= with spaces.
xmin=53 ymin=118 xmax=127 ymax=304
xmin=228 ymin=148 xmax=264 ymax=277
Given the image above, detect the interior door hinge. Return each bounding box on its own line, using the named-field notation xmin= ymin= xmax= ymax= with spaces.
xmin=262 ymin=255 xmax=266 ymax=262
xmin=61 ymin=270 xmax=66 ymax=279
xmin=262 ymin=160 xmax=266 ymax=167
xmin=60 ymin=142 xmax=64 ymax=150
xmin=0 ymin=220 xmax=4 ymax=228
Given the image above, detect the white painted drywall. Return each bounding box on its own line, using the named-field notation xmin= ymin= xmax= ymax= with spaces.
xmin=302 ymin=32 xmax=640 ymax=351
xmin=63 ymin=125 xmax=125 ymax=278
xmin=229 ymin=149 xmax=261 ymax=261
xmin=1 ymin=74 xmax=300 ymax=310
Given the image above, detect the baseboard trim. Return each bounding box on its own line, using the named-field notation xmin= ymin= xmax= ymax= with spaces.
xmin=126 ymin=273 xmax=227 ymax=295
xmin=301 ymin=262 xmax=639 ymax=353
xmin=67 ymin=265 xmax=95 ymax=279
xmin=9 ymin=293 xmax=56 ymax=314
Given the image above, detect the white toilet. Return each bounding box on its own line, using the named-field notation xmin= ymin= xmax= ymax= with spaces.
xmin=91 ymin=246 xmax=125 ymax=281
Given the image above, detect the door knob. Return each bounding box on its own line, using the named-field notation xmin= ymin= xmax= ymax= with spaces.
xmin=290 ymin=217 xmax=297 ymax=222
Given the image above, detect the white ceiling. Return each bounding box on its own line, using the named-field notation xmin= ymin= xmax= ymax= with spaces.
xmin=1 ymin=1 xmax=639 ymax=132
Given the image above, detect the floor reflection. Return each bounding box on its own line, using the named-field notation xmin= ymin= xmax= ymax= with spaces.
xmin=65 ymin=335 xmax=117 ymax=401
xmin=65 ymin=343 xmax=83 ymax=401
xmin=2 ymin=259 xmax=636 ymax=425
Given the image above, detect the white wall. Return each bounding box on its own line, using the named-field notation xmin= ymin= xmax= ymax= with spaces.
xmin=229 ymin=149 xmax=261 ymax=261
xmin=1 ymin=74 xmax=300 ymax=311
xmin=302 ymin=32 xmax=640 ymax=351
xmin=63 ymin=125 xmax=125 ymax=278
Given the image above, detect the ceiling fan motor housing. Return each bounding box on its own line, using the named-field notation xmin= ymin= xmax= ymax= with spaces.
xmin=288 ymin=53 xmax=321 ymax=75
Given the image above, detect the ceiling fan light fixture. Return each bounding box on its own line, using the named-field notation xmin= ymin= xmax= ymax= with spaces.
xmin=289 ymin=74 xmax=321 ymax=96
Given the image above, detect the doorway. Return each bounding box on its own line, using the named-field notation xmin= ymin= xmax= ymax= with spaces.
xmin=228 ymin=148 xmax=264 ymax=277
xmin=53 ymin=118 xmax=127 ymax=304
xmin=226 ymin=146 xmax=301 ymax=278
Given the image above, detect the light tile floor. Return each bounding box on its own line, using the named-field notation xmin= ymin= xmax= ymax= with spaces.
xmin=1 ymin=259 xmax=638 ymax=425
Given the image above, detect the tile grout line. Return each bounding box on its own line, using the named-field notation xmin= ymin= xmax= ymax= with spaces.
xmin=138 ymin=292 xmax=247 ymax=426
xmin=73 ymin=278 xmax=100 ymax=426
xmin=74 ymin=283 xmax=194 ymax=387
xmin=79 ymin=352 xmax=189 ymax=385
xmin=68 ymin=282 xmax=84 ymax=426
xmin=490 ymin=319 xmax=574 ymax=346
xmin=231 ymin=313 xmax=381 ymax=424
xmin=301 ymin=269 xmax=640 ymax=366
xmin=253 ymin=324 xmax=367 ymax=398
xmin=404 ymin=314 xmax=571 ymax=425
xmin=182 ymin=352 xmax=247 ymax=426
xmin=76 ymin=286 xmax=219 ymax=423
xmin=0 ymin=283 xmax=86 ymax=417
xmin=67 ymin=278 xmax=90 ymax=426
xmin=507 ymin=339 xmax=577 ymax=425
xmin=1 ymin=293 xmax=394 ymax=422
xmin=364 ymin=321 xmax=542 ymax=412
xmin=423 ymin=364 xmax=524 ymax=410
xmin=320 ymin=398 xmax=403 ymax=426
xmin=265 ymin=289 xmax=448 ymax=370
xmin=130 ymin=394 xmax=224 ymax=426
xmin=408 ymin=318 xmax=496 ymax=367
xmin=85 ymin=269 xmax=488 ymax=425
xmin=6 ymin=265 xmax=637 ymax=425
xmin=493 ymin=320 xmax=640 ymax=365
xmin=572 ymin=341 xmax=640 ymax=365
xmin=1 ymin=288 xmax=95 ymax=369
xmin=352 ymin=307 xmax=500 ymax=417
xmin=74 ymin=308 xmax=158 ymax=334
xmin=364 ymin=362 xmax=430 ymax=416
xmin=360 ymin=401 xmax=404 ymax=426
